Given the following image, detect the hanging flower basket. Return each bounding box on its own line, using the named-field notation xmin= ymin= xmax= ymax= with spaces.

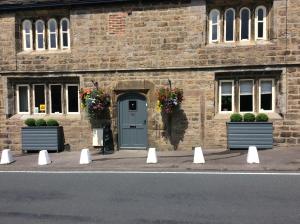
xmin=156 ymin=87 xmax=183 ymax=114
xmin=80 ymin=83 xmax=111 ymax=118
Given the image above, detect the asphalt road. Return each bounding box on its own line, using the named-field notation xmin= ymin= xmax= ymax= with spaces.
xmin=0 ymin=172 xmax=299 ymax=224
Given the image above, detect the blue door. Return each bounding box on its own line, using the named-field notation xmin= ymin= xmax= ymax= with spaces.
xmin=118 ymin=93 xmax=148 ymax=149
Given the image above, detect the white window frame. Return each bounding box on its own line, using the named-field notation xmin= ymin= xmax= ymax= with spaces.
xmin=33 ymin=84 xmax=46 ymax=114
xmin=239 ymin=7 xmax=251 ymax=41
xmin=60 ymin=18 xmax=70 ymax=50
xmin=209 ymin=9 xmax=220 ymax=43
xmin=255 ymin=6 xmax=267 ymax=40
xmin=239 ymin=79 xmax=254 ymax=113
xmin=224 ymin=8 xmax=236 ymax=43
xmin=259 ymin=79 xmax=275 ymax=113
xmin=66 ymin=84 xmax=80 ymax=114
xmin=48 ymin=19 xmax=58 ymax=50
xmin=49 ymin=84 xmax=63 ymax=114
xmin=219 ymin=80 xmax=234 ymax=113
xmin=35 ymin=20 xmax=45 ymax=51
xmin=22 ymin=20 xmax=33 ymax=51
xmin=16 ymin=84 xmax=30 ymax=114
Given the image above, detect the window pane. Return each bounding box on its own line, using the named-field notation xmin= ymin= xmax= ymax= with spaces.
xmin=62 ymin=20 xmax=68 ymax=31
xmin=240 ymin=95 xmax=253 ymax=112
xmin=221 ymin=82 xmax=232 ymax=95
xmin=34 ymin=85 xmax=45 ymax=113
xmin=129 ymin=101 xmax=137 ymax=111
xmin=50 ymin=34 xmax=57 ymax=48
xmin=261 ymin=94 xmax=272 ymax=110
xmin=241 ymin=9 xmax=249 ymax=39
xmin=26 ymin=34 xmax=31 ymax=48
xmin=63 ymin=33 xmax=69 ymax=47
xmin=24 ymin=22 xmax=30 ymax=33
xmin=211 ymin=11 xmax=218 ymax=24
xmin=212 ymin=24 xmax=218 ymax=40
xmin=49 ymin=20 xmax=56 ymax=32
xmin=258 ymin=9 xmax=264 ymax=21
xmin=240 ymin=81 xmax=253 ymax=95
xmin=221 ymin=96 xmax=232 ymax=111
xmin=18 ymin=86 xmax=29 ymax=112
xmin=226 ymin=10 xmax=234 ymax=41
xmin=51 ymin=85 xmax=62 ymax=113
xmin=258 ymin=22 xmax=264 ymax=38
xmin=261 ymin=81 xmax=272 ymax=94
xmin=36 ymin=21 xmax=44 ymax=33
xmin=67 ymin=86 xmax=79 ymax=113
xmin=37 ymin=34 xmax=44 ymax=49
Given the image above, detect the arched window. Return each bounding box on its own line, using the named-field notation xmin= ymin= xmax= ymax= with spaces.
xmin=60 ymin=18 xmax=70 ymax=49
xmin=209 ymin=9 xmax=220 ymax=43
xmin=255 ymin=6 xmax=267 ymax=40
xmin=35 ymin=20 xmax=45 ymax=50
xmin=225 ymin=8 xmax=235 ymax=42
xmin=48 ymin=19 xmax=58 ymax=50
xmin=240 ymin=7 xmax=251 ymax=41
xmin=22 ymin=20 xmax=32 ymax=51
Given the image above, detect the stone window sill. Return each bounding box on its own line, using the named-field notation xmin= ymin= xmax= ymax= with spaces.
xmin=9 ymin=113 xmax=81 ymax=121
xmin=17 ymin=49 xmax=71 ymax=56
xmin=206 ymin=40 xmax=274 ymax=49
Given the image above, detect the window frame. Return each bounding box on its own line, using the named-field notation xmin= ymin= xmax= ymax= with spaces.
xmin=66 ymin=84 xmax=80 ymax=114
xmin=209 ymin=9 xmax=220 ymax=43
xmin=48 ymin=18 xmax=58 ymax=50
xmin=224 ymin=8 xmax=236 ymax=43
xmin=239 ymin=7 xmax=251 ymax=41
xmin=239 ymin=79 xmax=254 ymax=113
xmin=22 ymin=20 xmax=33 ymax=51
xmin=16 ymin=84 xmax=30 ymax=114
xmin=255 ymin=6 xmax=267 ymax=40
xmin=33 ymin=84 xmax=47 ymax=114
xmin=259 ymin=79 xmax=275 ymax=113
xmin=35 ymin=20 xmax=45 ymax=51
xmin=60 ymin=18 xmax=70 ymax=50
xmin=219 ymin=80 xmax=234 ymax=113
xmin=49 ymin=84 xmax=63 ymax=114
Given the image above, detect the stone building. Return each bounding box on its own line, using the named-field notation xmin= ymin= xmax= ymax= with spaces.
xmin=0 ymin=0 xmax=299 ymax=151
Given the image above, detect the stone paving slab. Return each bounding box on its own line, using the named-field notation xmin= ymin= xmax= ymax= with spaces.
xmin=0 ymin=147 xmax=299 ymax=172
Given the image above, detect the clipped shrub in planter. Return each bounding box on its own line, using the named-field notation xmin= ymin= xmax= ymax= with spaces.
xmin=25 ymin=118 xmax=36 ymax=127
xmin=47 ymin=119 xmax=59 ymax=126
xmin=230 ymin=113 xmax=243 ymax=122
xmin=22 ymin=118 xmax=64 ymax=152
xmin=227 ymin=113 xmax=273 ymax=149
xmin=35 ymin=119 xmax=47 ymax=126
xmin=256 ymin=113 xmax=269 ymax=122
xmin=243 ymin=113 xmax=255 ymax=122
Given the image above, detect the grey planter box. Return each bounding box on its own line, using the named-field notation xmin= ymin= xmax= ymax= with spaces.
xmin=227 ymin=122 xmax=273 ymax=149
xmin=22 ymin=126 xmax=64 ymax=152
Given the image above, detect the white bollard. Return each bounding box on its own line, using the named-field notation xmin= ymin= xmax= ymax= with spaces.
xmin=147 ymin=148 xmax=157 ymax=164
xmin=193 ymin=147 xmax=205 ymax=164
xmin=247 ymin=146 xmax=260 ymax=164
xmin=0 ymin=149 xmax=15 ymax=165
xmin=38 ymin=150 xmax=51 ymax=166
xmin=80 ymin=148 xmax=92 ymax=165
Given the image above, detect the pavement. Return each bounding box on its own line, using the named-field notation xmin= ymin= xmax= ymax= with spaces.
xmin=0 ymin=147 xmax=299 ymax=172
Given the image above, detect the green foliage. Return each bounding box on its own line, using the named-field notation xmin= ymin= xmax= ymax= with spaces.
xmin=256 ymin=113 xmax=269 ymax=122
xmin=230 ymin=113 xmax=243 ymax=122
xmin=46 ymin=119 xmax=59 ymax=126
xmin=35 ymin=119 xmax=47 ymax=126
xmin=24 ymin=118 xmax=36 ymax=127
xmin=243 ymin=113 xmax=256 ymax=122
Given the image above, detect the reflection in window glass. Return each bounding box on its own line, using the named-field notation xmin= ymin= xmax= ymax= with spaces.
xmin=240 ymin=80 xmax=253 ymax=112
xmin=220 ymin=82 xmax=233 ymax=112
xmin=36 ymin=20 xmax=45 ymax=50
xmin=241 ymin=8 xmax=250 ymax=40
xmin=18 ymin=86 xmax=29 ymax=113
xmin=129 ymin=101 xmax=137 ymax=111
xmin=225 ymin=9 xmax=235 ymax=41
xmin=34 ymin=85 xmax=45 ymax=113
xmin=51 ymin=85 xmax=62 ymax=113
xmin=67 ymin=85 xmax=79 ymax=113
xmin=23 ymin=20 xmax=32 ymax=50
xmin=210 ymin=10 xmax=220 ymax=42
xmin=48 ymin=19 xmax=57 ymax=49
xmin=260 ymin=80 xmax=272 ymax=111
